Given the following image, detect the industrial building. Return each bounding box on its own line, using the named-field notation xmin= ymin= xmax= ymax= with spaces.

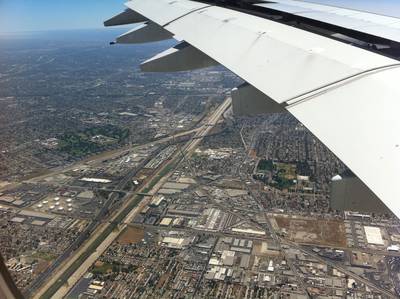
xmin=364 ymin=226 xmax=384 ymax=246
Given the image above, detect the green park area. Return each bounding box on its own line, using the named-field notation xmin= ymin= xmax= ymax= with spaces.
xmin=256 ymin=159 xmax=296 ymax=190
xmin=58 ymin=125 xmax=129 ymax=157
xmin=257 ymin=159 xmax=273 ymax=172
xmin=273 ymin=162 xmax=296 ymax=190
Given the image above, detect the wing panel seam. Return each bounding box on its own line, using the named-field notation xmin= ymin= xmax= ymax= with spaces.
xmin=162 ymin=5 xmax=213 ymax=27
xmin=285 ymin=63 xmax=400 ymax=108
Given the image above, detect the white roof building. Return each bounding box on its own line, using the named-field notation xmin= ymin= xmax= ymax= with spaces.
xmin=387 ymin=245 xmax=400 ymax=252
xmin=160 ymin=217 xmax=172 ymax=226
xmin=364 ymin=226 xmax=384 ymax=245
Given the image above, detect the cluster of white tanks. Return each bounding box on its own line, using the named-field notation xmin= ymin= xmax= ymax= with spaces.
xmin=37 ymin=196 xmax=74 ymax=212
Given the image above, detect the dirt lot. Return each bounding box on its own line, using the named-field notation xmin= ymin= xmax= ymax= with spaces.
xmin=275 ymin=216 xmax=347 ymax=247
xmin=34 ymin=260 xmax=51 ymax=275
xmin=117 ymin=226 xmax=145 ymax=245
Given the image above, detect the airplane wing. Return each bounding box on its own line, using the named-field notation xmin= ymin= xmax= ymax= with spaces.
xmin=105 ymin=0 xmax=400 ymax=218
xmin=256 ymin=0 xmax=400 ymax=43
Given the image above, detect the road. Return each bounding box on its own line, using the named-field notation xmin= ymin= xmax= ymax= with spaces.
xmin=25 ymin=127 xmax=200 ymax=185
xmin=263 ymin=210 xmax=396 ymax=296
xmin=184 ymin=97 xmax=231 ymax=155
xmin=28 ymin=93 xmax=396 ymax=298
xmin=33 ymin=97 xmax=232 ymax=299
xmin=26 ymin=142 xmax=170 ymax=297
xmin=238 ymin=153 xmax=397 ymax=298
xmin=283 ymin=239 xmax=397 ymax=298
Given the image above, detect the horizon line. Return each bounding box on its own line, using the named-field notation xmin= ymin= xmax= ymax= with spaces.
xmin=0 ymin=26 xmax=131 ymax=36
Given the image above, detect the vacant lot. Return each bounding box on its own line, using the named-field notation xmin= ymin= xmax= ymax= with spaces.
xmin=275 ymin=216 xmax=347 ymax=247
xmin=117 ymin=226 xmax=144 ymax=245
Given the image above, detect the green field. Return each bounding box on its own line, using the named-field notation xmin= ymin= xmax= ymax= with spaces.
xmin=273 ymin=162 xmax=296 ymax=190
xmin=58 ymin=125 xmax=129 ymax=157
xmin=32 ymin=251 xmax=57 ymax=262
xmin=257 ymin=159 xmax=273 ymax=172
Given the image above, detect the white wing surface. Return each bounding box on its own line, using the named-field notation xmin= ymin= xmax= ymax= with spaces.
xmin=105 ymin=0 xmax=400 ymax=217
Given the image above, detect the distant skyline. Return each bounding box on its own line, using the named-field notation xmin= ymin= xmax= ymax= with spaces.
xmin=0 ymin=0 xmax=399 ymax=33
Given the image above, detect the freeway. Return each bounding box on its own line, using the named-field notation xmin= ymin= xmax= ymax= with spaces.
xmin=26 ymin=143 xmax=168 ymax=298
xmin=24 ymin=127 xmax=200 ymax=185
xmin=33 ymin=97 xmax=232 ymax=299
xmin=184 ymin=97 xmax=231 ymax=155
xmin=19 ymin=126 xmax=204 ymax=296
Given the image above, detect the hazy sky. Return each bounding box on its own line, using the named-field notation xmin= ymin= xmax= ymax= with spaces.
xmin=0 ymin=0 xmax=399 ymax=33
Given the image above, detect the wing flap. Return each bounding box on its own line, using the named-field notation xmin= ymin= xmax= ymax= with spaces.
xmin=116 ymin=22 xmax=173 ymax=44
xmin=256 ymin=0 xmax=400 ymax=42
xmin=141 ymin=42 xmax=218 ymax=72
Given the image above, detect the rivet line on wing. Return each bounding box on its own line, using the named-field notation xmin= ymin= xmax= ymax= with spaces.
xmin=285 ymin=63 xmax=400 ymax=108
